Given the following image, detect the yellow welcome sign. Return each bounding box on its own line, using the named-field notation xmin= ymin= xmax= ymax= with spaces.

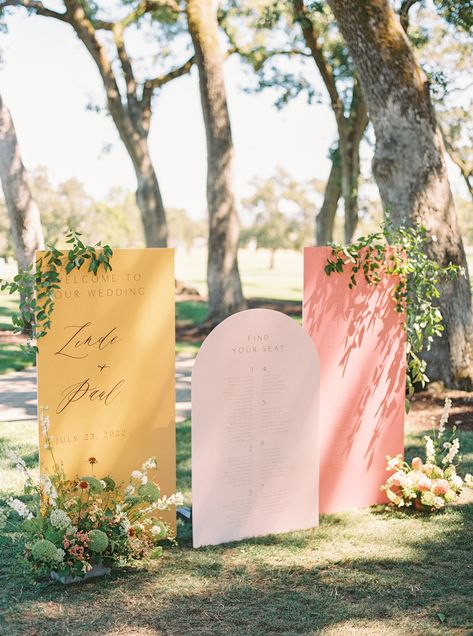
xmin=37 ymin=248 xmax=175 ymax=526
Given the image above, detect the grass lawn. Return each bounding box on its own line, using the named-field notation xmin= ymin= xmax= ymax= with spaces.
xmin=0 ymin=418 xmax=472 ymax=636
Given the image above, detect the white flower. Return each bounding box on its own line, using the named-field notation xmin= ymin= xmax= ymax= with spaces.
xmin=450 ymin=475 xmax=463 ymax=490
xmin=49 ymin=509 xmax=71 ymax=531
xmin=150 ymin=524 xmax=164 ymax=537
xmin=141 ymin=457 xmax=157 ymax=472
xmin=131 ymin=470 xmax=142 ymax=480
xmin=7 ymin=498 xmax=33 ymax=519
xmin=140 ymin=475 xmax=148 ymax=485
xmin=439 ymin=397 xmax=452 ymax=434
xmin=125 ymin=485 xmax=135 ymax=496
xmin=442 ymin=438 xmax=460 ymax=465
xmin=6 ymin=450 xmax=26 ymax=471
xmin=433 ymin=497 xmax=445 ymax=509
xmin=156 ymin=492 xmax=184 ymax=510
xmin=424 ymin=436 xmax=436 ymax=463
xmin=465 ymin=474 xmax=473 ymax=489
xmin=386 ymin=455 xmax=402 ymax=471
xmin=167 ymin=492 xmax=184 ymax=507
xmin=156 ymin=498 xmax=168 ymax=511
xmin=100 ymin=480 xmax=107 ymax=489
xmin=120 ymin=518 xmax=131 ymax=532
xmin=40 ymin=412 xmax=50 ymax=436
xmin=54 ymin=548 xmax=65 ymax=563
xmin=41 ymin=475 xmax=58 ymax=502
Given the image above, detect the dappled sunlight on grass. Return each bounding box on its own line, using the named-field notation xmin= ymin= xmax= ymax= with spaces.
xmin=1 ymin=419 xmax=472 ymax=634
xmin=0 ymin=420 xmax=38 ymax=494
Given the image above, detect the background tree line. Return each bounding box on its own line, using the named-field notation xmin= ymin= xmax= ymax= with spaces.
xmin=0 ymin=0 xmax=472 ymax=387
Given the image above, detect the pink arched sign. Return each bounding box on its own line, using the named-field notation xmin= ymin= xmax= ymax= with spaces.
xmin=192 ymin=308 xmax=320 ymax=548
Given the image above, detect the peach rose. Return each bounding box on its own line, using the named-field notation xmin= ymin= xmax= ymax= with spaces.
xmin=411 ymin=457 xmax=423 ymax=471
xmin=432 ymin=479 xmax=449 ymax=496
xmin=417 ymin=475 xmax=432 ymax=492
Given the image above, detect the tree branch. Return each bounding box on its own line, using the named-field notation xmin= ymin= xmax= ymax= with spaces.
xmin=221 ymin=20 xmax=309 ymax=70
xmin=291 ymin=0 xmax=345 ymax=133
xmin=120 ymin=0 xmax=180 ymax=28
xmin=0 ymin=0 xmax=69 ymax=22
xmin=440 ymin=123 xmax=473 ymax=199
xmin=112 ymin=23 xmax=137 ymax=107
xmin=349 ymin=78 xmax=369 ymax=147
xmin=399 ymin=0 xmax=419 ymax=33
xmin=141 ymin=54 xmax=195 ymax=113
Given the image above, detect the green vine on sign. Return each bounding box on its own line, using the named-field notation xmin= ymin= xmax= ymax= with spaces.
xmin=0 ymin=230 xmax=113 ymax=354
xmin=324 ymin=221 xmax=462 ymax=412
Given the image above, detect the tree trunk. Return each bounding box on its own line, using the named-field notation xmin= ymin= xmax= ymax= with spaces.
xmin=342 ymin=139 xmax=362 ymax=244
xmin=269 ymin=248 xmax=276 ymax=270
xmin=316 ymin=151 xmax=341 ymax=245
xmin=0 ymin=92 xmax=44 ymax=270
xmin=65 ymin=1 xmax=168 ymax=247
xmin=186 ymin=0 xmax=246 ymax=323
xmin=328 ymin=0 xmax=473 ymax=388
xmin=292 ymin=1 xmax=367 ymax=245
xmin=132 ymin=145 xmax=168 ymax=247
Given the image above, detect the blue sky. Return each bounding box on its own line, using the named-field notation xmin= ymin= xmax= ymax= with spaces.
xmin=0 ymin=12 xmax=337 ymax=219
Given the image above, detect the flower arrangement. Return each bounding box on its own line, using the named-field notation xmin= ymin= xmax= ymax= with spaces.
xmin=1 ymin=413 xmax=183 ymax=582
xmin=382 ymin=398 xmax=473 ymax=512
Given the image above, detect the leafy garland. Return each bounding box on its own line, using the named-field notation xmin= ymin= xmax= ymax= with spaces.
xmin=324 ymin=221 xmax=462 ymax=411
xmin=1 ymin=230 xmax=113 ymax=353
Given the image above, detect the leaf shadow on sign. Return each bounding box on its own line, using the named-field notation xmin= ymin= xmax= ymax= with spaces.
xmin=303 ymin=254 xmax=406 ymax=511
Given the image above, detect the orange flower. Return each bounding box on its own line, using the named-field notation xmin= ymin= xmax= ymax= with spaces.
xmin=128 ymin=527 xmax=136 ymax=537
xmin=79 ymin=480 xmax=89 ymax=490
xmin=88 ymin=457 xmax=98 ymax=465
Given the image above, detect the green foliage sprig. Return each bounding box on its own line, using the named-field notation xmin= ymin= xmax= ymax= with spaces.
xmin=324 ymin=221 xmax=462 ymax=411
xmin=0 ymin=230 xmax=112 ymax=353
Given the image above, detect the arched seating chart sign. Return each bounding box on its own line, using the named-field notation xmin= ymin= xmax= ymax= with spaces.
xmin=37 ymin=248 xmax=176 ymax=528
xmin=304 ymin=247 xmax=405 ymax=514
xmin=192 ymin=308 xmax=320 ymax=548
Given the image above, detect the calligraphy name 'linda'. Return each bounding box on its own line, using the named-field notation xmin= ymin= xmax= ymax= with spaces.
xmin=55 ymin=322 xmax=123 ymax=360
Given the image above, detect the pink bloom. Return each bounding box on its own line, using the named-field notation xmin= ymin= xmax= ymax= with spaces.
xmin=390 ymin=471 xmax=407 ymax=488
xmin=417 ymin=476 xmax=432 ymax=492
xmin=411 ymin=457 xmax=423 ymax=471
xmin=433 ymin=479 xmax=449 ymax=496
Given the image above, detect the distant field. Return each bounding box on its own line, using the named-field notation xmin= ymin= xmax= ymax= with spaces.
xmin=175 ymin=247 xmax=303 ymax=301
xmin=0 ymin=245 xmax=472 ymax=375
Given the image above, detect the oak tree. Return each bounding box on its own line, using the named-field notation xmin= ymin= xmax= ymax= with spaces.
xmin=0 ymin=0 xmax=194 ymax=247
xmin=327 ymin=0 xmax=473 ymax=387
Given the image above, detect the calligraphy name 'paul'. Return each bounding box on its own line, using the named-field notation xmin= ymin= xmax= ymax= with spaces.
xmin=56 ymin=378 xmax=125 ymax=414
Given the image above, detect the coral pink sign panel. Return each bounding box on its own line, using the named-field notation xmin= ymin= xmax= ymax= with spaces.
xmin=192 ymin=309 xmax=320 ymax=548
xmin=304 ymin=247 xmax=405 ymax=514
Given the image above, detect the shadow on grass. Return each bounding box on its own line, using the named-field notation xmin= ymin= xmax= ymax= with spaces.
xmin=1 ymin=502 xmax=472 ymax=635
xmin=1 ymin=420 xmax=472 ymax=635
